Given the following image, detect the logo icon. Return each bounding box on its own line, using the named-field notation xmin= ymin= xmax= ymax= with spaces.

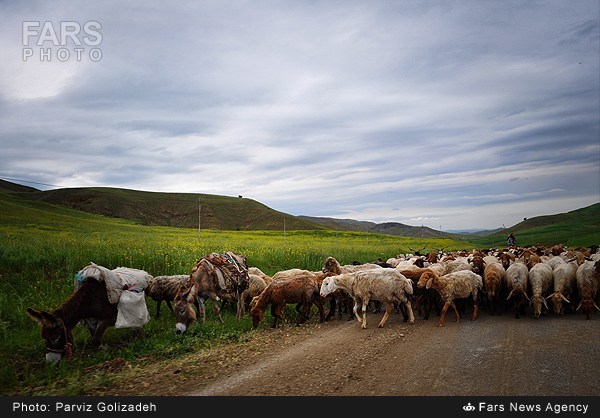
xmin=463 ymin=403 xmax=475 ymax=412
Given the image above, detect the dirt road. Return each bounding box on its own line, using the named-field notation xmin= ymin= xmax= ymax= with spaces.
xmin=189 ymin=312 xmax=598 ymax=396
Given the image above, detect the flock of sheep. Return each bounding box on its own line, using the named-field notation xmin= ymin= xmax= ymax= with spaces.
xmin=146 ymin=243 xmax=600 ymax=332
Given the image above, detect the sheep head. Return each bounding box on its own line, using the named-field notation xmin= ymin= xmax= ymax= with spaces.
xmin=530 ymin=294 xmax=548 ymax=319
xmin=322 ymin=257 xmax=342 ymax=275
xmin=546 ymin=292 xmax=570 ymax=315
xmin=417 ymin=271 xmax=436 ymax=289
xmin=319 ymin=277 xmax=338 ymax=297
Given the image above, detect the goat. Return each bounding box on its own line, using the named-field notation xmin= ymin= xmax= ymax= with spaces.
xmin=417 ymin=270 xmax=483 ymax=327
xmin=320 ymin=268 xmax=415 ymax=329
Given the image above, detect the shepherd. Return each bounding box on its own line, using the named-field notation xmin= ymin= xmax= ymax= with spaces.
xmin=507 ymin=233 xmax=517 ymax=247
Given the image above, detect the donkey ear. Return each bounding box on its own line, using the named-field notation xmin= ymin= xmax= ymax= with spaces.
xmin=26 ymin=308 xmax=56 ymax=327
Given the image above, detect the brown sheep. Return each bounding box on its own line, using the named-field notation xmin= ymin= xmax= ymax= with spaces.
xmin=483 ymin=262 xmax=506 ymax=316
xmin=250 ymin=271 xmax=326 ymax=329
xmin=417 ymin=270 xmax=483 ymax=327
xmin=398 ymin=268 xmax=441 ymax=320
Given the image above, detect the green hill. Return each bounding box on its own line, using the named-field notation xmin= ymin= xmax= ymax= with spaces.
xmin=1 ymin=179 xmax=598 ymax=246
xmin=4 ymin=183 xmax=326 ymax=231
xmin=469 ymin=203 xmax=600 ymax=248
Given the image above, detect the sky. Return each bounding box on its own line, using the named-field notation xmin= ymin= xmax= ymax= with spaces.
xmin=1 ymin=0 xmax=598 ymax=231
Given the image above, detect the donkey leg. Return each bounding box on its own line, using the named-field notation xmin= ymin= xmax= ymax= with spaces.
xmin=91 ymin=319 xmax=112 ymax=347
xmin=210 ymin=298 xmax=224 ymax=323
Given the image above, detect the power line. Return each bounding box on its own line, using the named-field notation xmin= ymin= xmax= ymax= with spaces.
xmin=0 ymin=176 xmax=64 ymax=188
xmin=0 ymin=175 xmax=231 ymax=205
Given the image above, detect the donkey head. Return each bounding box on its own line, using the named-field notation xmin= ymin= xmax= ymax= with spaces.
xmin=26 ymin=308 xmax=72 ymax=363
xmin=174 ymin=286 xmax=197 ymax=334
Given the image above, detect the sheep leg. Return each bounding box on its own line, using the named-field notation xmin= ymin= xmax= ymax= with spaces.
xmin=378 ymin=303 xmax=392 ymax=328
xmin=450 ymin=300 xmax=461 ymax=323
xmin=313 ymin=298 xmax=326 ymax=323
xmin=471 ymin=295 xmax=479 ymax=321
xmin=352 ymin=299 xmax=362 ymax=324
xmin=297 ymin=303 xmax=309 ymax=325
xmin=325 ymin=297 xmax=336 ymax=321
xmin=361 ymin=300 xmax=369 ymax=329
xmin=404 ymin=300 xmax=415 ymax=325
xmin=437 ymin=301 xmax=451 ymax=327
xmin=271 ymin=304 xmax=281 ymax=328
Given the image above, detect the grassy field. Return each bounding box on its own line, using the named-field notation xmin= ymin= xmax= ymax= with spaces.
xmin=1 ymin=189 xmax=597 ymax=395
xmin=0 ymin=191 xmax=472 ymax=395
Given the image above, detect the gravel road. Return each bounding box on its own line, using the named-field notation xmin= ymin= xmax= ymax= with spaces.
xmin=187 ymin=311 xmax=599 ymax=396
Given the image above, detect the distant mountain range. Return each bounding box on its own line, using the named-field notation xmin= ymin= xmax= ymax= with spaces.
xmin=1 ymin=178 xmax=597 ymax=241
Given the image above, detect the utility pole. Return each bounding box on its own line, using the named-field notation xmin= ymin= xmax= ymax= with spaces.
xmin=283 ymin=217 xmax=286 ymax=242
xmin=198 ymin=196 xmax=201 ymax=239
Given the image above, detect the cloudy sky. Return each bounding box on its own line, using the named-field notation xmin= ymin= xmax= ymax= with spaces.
xmin=1 ymin=0 xmax=598 ymax=231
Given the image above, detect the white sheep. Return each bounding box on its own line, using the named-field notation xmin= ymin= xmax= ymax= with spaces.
xmin=238 ymin=273 xmax=271 ymax=317
xmin=546 ymin=261 xmax=578 ymax=315
xmin=441 ymin=258 xmax=472 ymax=275
xmin=528 ymin=262 xmax=553 ymax=318
xmin=321 ymin=256 xmax=383 ymax=275
xmin=543 ymin=256 xmax=566 ymax=270
xmin=319 ymin=268 xmax=415 ymax=329
xmin=417 ymin=270 xmax=483 ymax=327
xmin=483 ymin=255 xmax=500 ymax=266
xmin=248 ymin=266 xmax=272 ymax=282
xmin=575 ymin=260 xmax=600 ymax=319
xmin=505 ymin=262 xmax=529 ymax=319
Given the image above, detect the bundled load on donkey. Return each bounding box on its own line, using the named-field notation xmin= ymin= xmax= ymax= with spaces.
xmin=27 ymin=262 xmax=153 ymax=363
xmin=75 ymin=262 xmax=153 ymax=329
xmin=174 ymin=251 xmax=249 ymax=334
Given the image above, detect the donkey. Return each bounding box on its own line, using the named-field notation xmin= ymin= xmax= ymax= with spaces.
xmin=27 ymin=278 xmax=117 ymax=363
xmin=174 ymin=252 xmax=249 ymax=334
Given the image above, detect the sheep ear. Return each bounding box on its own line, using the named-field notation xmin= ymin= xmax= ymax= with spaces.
xmin=425 ymin=276 xmax=434 ymax=289
xmin=542 ymin=298 xmax=548 ymax=309
xmin=506 ymin=289 xmax=514 ymax=301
